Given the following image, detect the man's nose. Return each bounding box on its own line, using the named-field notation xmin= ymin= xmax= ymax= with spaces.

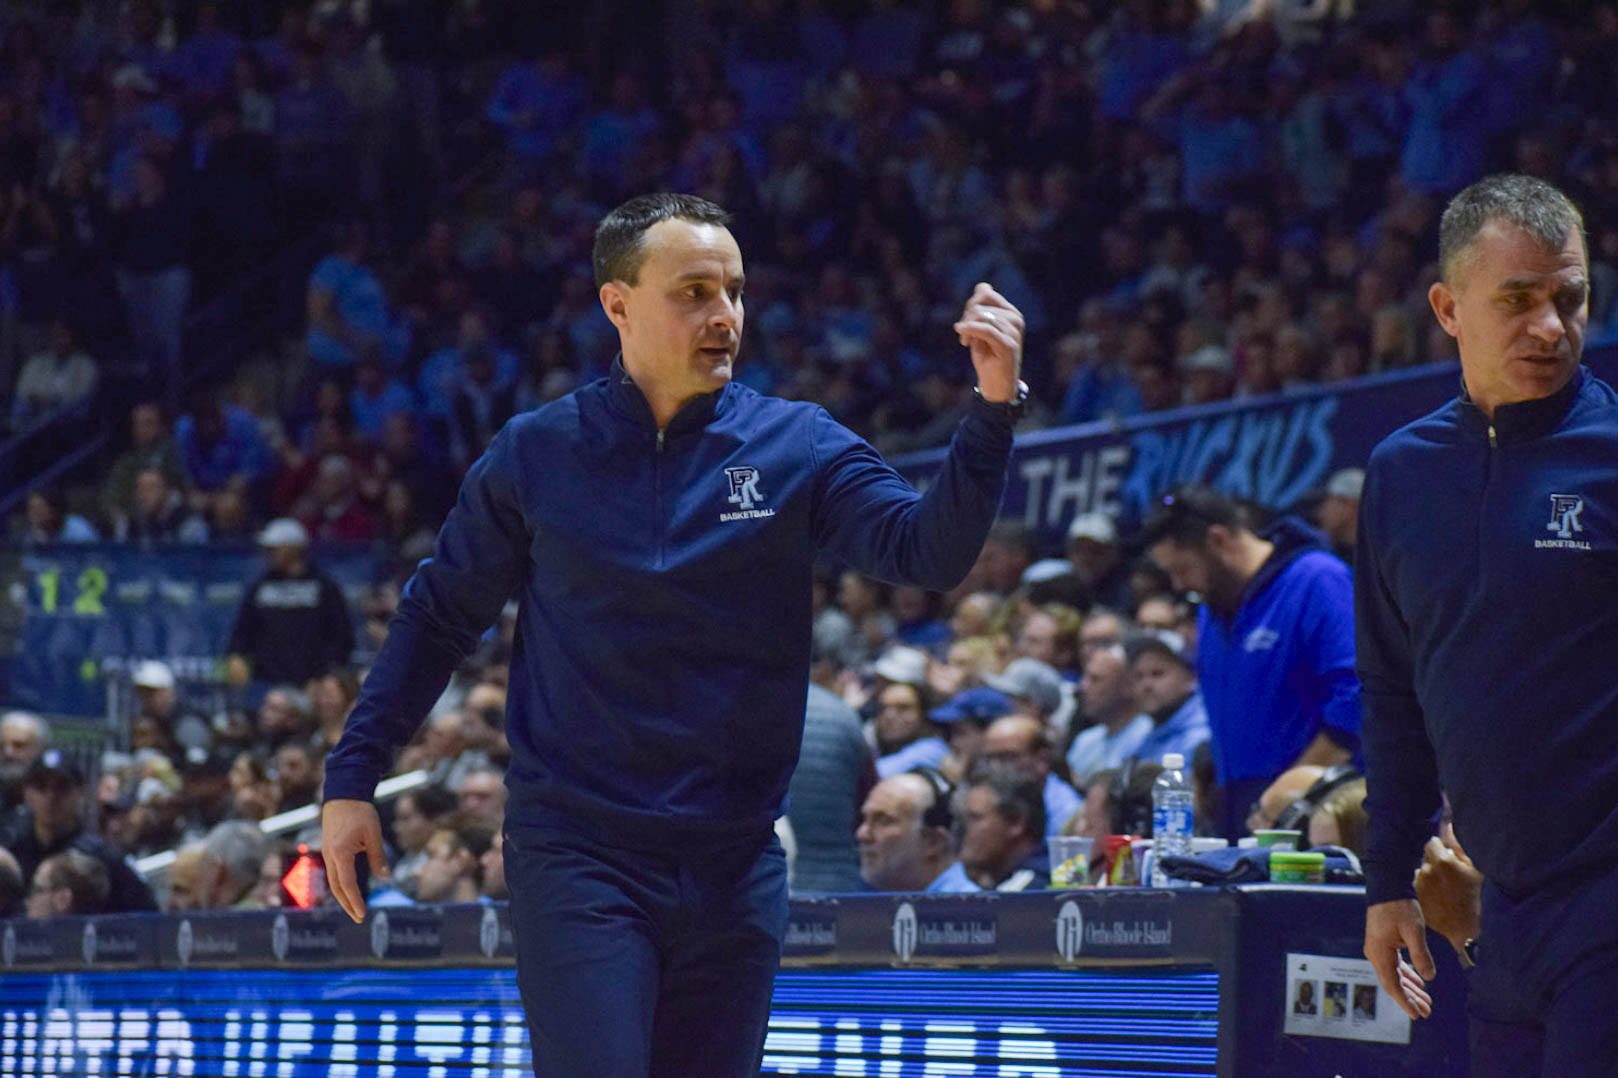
xmin=709 ymin=296 xmax=740 ymax=329
xmin=1526 ymin=299 xmax=1565 ymax=344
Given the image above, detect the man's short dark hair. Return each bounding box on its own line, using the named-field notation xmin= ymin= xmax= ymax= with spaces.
xmin=592 ymin=193 xmax=732 ymax=288
xmin=37 ymin=850 xmax=110 ymax=915
xmin=406 ymin=782 xmax=459 ymax=820
xmin=1137 ymin=486 xmax=1250 ymax=549
xmin=966 ymin=763 xmax=1046 ymax=840
xmin=1438 ymin=174 xmax=1586 ymax=283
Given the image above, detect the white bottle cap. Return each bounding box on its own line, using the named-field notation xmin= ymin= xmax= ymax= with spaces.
xmin=1162 ymin=753 xmax=1185 ymax=769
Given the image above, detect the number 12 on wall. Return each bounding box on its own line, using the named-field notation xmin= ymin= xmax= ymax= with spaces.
xmin=34 ymin=566 xmax=109 ymax=616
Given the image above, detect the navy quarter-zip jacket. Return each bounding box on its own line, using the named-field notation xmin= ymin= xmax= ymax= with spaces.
xmin=1357 ymin=367 xmax=1618 ymax=904
xmin=325 ymin=366 xmax=1013 ymax=847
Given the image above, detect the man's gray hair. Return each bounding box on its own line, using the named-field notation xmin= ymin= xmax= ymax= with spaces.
xmin=0 ymin=711 xmax=51 ymax=747
xmin=1439 ymin=174 xmax=1586 ymax=282
xmin=202 ymin=820 xmax=270 ymax=890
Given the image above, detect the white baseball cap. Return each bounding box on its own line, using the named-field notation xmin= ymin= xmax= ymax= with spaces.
xmin=869 ymin=646 xmax=929 ymax=686
xmin=257 ymin=518 xmax=310 ymax=548
xmin=1067 ymin=511 xmax=1118 ymax=546
xmin=1180 ymin=345 xmax=1234 ymax=374
xmin=131 ymin=660 xmax=175 ymax=690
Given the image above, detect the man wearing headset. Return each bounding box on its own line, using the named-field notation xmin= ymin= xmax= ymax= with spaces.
xmin=856 ymin=769 xmax=978 ymax=893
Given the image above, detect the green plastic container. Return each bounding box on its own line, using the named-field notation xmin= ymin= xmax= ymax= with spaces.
xmin=1269 ymin=850 xmax=1326 ymax=884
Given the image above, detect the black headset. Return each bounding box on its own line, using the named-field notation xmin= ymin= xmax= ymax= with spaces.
xmin=1108 ymin=758 xmax=1154 ymax=837
xmin=908 ymin=766 xmax=956 ymax=831
xmin=1273 ymin=764 xmax=1362 ymax=838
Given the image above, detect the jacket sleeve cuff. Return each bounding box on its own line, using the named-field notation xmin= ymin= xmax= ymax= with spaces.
xmin=962 ymin=395 xmax=1018 ymax=446
xmin=322 ymin=767 xmax=381 ymax=804
xmin=1362 ymin=862 xmax=1419 ymax=906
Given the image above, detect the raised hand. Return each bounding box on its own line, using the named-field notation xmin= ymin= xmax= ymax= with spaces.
xmin=953 ymin=282 xmax=1025 ymax=403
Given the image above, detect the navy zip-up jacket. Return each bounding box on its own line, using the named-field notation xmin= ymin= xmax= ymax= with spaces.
xmin=324 ymin=366 xmax=1013 ymax=848
xmin=1357 ymin=367 xmax=1618 ymax=904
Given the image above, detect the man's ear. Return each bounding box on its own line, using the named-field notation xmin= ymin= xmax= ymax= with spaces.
xmin=599 ymin=282 xmax=630 ymax=332
xmin=1204 ymin=523 xmax=1236 ymax=557
xmin=49 ymin=885 xmax=72 ymax=917
xmin=1429 ymin=280 xmax=1461 ymax=340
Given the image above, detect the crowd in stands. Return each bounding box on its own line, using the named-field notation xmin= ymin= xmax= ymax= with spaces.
xmin=10 ymin=0 xmax=1618 ymax=539
xmin=4 ymin=0 xmax=1591 ymax=915
xmin=0 ymin=470 xmax=1375 ymax=914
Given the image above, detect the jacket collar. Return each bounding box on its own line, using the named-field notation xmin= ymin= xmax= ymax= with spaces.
xmin=1456 ymin=365 xmax=1586 ymax=444
xmin=604 ymin=355 xmax=730 ymax=435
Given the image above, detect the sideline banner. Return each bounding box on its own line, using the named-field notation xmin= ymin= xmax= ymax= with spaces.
xmin=1 ymin=542 xmax=380 ymax=716
xmin=895 ymin=351 xmax=1618 ymax=551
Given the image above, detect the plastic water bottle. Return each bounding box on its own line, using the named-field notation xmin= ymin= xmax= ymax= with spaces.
xmin=1151 ymin=752 xmax=1194 ymax=887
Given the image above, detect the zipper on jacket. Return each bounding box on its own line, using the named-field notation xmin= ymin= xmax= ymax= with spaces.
xmin=1478 ymin=422 xmax=1499 ymax=585
xmin=1488 ymin=424 xmax=1497 ymax=448
xmin=654 ymin=429 xmax=666 ymax=569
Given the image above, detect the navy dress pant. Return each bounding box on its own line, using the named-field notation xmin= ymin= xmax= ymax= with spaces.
xmin=1467 ymin=863 xmax=1618 ymax=1078
xmin=503 ymin=822 xmax=789 ymax=1078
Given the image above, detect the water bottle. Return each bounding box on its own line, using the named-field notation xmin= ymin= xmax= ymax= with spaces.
xmin=1151 ymin=752 xmax=1193 ymax=887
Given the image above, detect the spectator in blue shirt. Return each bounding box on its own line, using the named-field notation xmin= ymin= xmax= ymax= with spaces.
xmin=418 ymin=308 xmax=519 ymax=423
xmin=306 ymin=221 xmax=403 ymax=371
xmin=174 ymin=391 xmax=272 ymax=494
xmin=981 ymin=715 xmax=1085 ymax=836
xmin=485 ymin=49 xmax=586 ymax=169
xmin=1067 ymin=643 xmax=1152 ymax=786
xmin=1125 ymin=631 xmax=1210 ymax=767
xmin=1056 ymin=313 xmax=1145 ymax=425
xmin=874 ymin=681 xmax=948 ymax=779
xmin=1170 ymin=79 xmax=1267 ymax=215
xmin=580 ymin=72 xmax=662 ymax=195
xmin=857 ymin=771 xmax=978 ymax=894
xmin=1400 ymin=11 xmax=1489 ymax=196
xmin=1096 ymin=4 xmax=1193 ymax=123
xmin=1142 ymin=487 xmax=1360 ymax=841
xmin=349 ymin=355 xmax=415 ymax=443
xmin=16 ymin=488 xmax=98 ymax=545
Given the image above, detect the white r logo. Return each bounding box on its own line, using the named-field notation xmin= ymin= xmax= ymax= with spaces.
xmin=726 ymin=466 xmax=764 ymax=511
xmin=1547 ymin=494 xmax=1585 ymax=539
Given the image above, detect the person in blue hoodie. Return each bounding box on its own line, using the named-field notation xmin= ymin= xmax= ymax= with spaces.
xmin=1358 ymin=174 xmax=1618 ymax=1077
xmin=318 ymin=193 xmax=1026 ymax=1078
xmin=1141 ymin=485 xmax=1361 ymax=841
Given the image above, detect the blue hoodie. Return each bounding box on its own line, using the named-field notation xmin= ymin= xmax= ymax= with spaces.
xmin=1196 ymin=518 xmax=1362 ymax=788
xmin=1357 ymin=369 xmax=1618 ymax=904
xmin=324 ymin=366 xmax=1013 ymax=848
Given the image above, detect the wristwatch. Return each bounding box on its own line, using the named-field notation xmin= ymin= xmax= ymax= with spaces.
xmin=974 ymin=380 xmax=1030 ymax=420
